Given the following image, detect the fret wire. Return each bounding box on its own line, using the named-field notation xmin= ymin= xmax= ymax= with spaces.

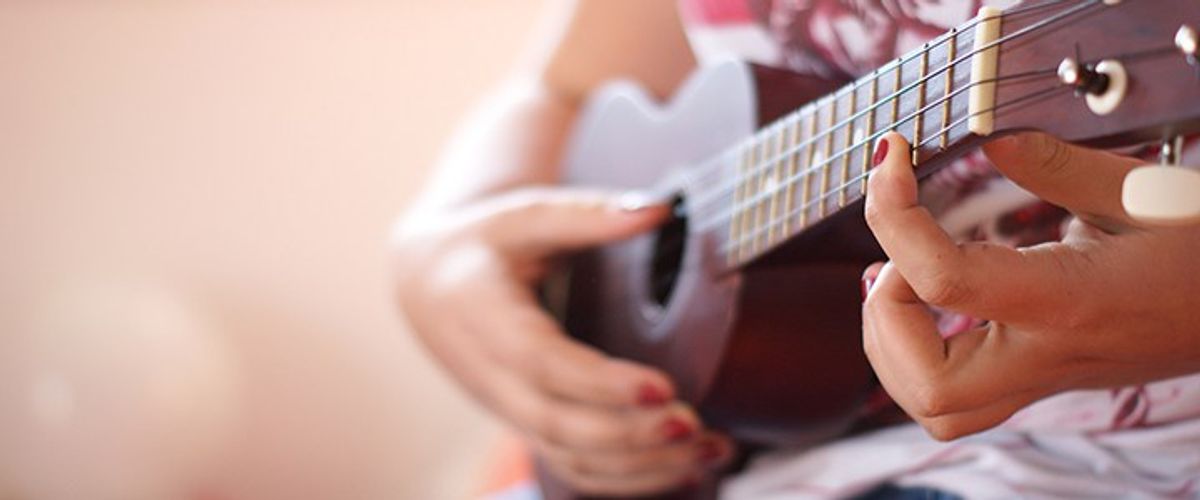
xmin=861 ymin=72 xmax=878 ymax=196
xmin=748 ymin=0 xmax=1093 ymax=182
xmin=702 ymin=62 xmax=1060 ymax=215
xmin=819 ymin=96 xmax=836 ymax=218
xmin=705 ymin=30 xmax=964 ymax=213
xmin=728 ymin=145 xmax=748 ymax=265
xmin=713 ymin=82 xmax=1069 ymax=246
xmin=738 ymin=143 xmax=757 ymax=261
xmin=722 ymin=66 xmax=1062 ymax=215
xmin=727 ymin=109 xmax=974 ymax=252
xmin=801 ymin=110 xmax=816 ymax=229
xmin=751 ymin=129 xmax=771 ymax=257
xmin=748 ymin=131 xmax=768 ymax=255
xmin=719 ymin=72 xmax=993 ymax=221
xmin=890 ymin=62 xmax=901 ymax=130
xmin=704 ymin=0 xmax=1097 ymax=213
xmin=781 ymin=118 xmax=800 ymax=237
xmin=941 ymin=28 xmax=958 ymax=150
xmin=714 ymin=1 xmax=1104 ymax=258
xmin=760 ymin=123 xmax=783 ymax=255
xmin=913 ymin=44 xmax=929 ymax=165
xmin=769 ymin=120 xmax=789 ymax=241
xmin=729 ymin=72 xmax=1060 ymax=221
xmin=773 ymin=122 xmax=790 ymax=244
xmin=760 ymin=128 xmax=774 ymax=250
xmin=840 ymin=87 xmax=856 ymax=208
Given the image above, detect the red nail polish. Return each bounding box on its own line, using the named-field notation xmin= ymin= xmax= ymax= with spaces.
xmin=861 ymin=277 xmax=875 ymax=300
xmin=662 ymin=417 xmax=694 ymax=442
xmin=872 ymin=138 xmax=890 ymax=166
xmin=637 ymin=384 xmax=669 ymax=407
xmin=697 ymin=440 xmax=723 ymax=463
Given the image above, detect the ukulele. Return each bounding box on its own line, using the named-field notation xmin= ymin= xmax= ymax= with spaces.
xmin=540 ymin=1 xmax=1200 ymax=498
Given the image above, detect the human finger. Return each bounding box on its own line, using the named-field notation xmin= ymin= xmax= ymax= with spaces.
xmin=865 ymin=268 xmax=1062 ymax=428
xmin=534 ymin=431 xmax=733 ymax=479
xmin=865 ymin=132 xmax=1075 ymax=320
xmin=482 ymin=360 xmax=702 ymax=452
xmin=983 ymin=132 xmax=1142 ymax=232
xmin=914 ymin=385 xmax=1043 ymax=441
xmin=469 ymin=280 xmax=678 ymax=410
xmin=861 ymin=262 xmax=946 ymax=394
xmin=482 ymin=188 xmax=671 ymax=258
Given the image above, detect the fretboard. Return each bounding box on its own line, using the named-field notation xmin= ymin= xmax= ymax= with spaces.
xmin=687 ymin=8 xmax=1002 ymax=272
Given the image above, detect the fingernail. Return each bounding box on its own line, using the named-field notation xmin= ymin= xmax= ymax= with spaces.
xmin=872 ymin=137 xmax=890 ymax=166
xmin=661 ymin=417 xmax=694 ymax=442
xmin=616 ymin=191 xmax=666 ymax=212
xmin=697 ymin=440 xmax=725 ymax=465
xmin=861 ymin=277 xmax=875 ymax=300
xmin=637 ymin=383 xmax=670 ymax=407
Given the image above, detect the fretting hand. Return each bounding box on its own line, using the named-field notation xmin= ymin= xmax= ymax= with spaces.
xmin=862 ymin=131 xmax=1200 ymax=440
xmin=392 ymin=188 xmax=733 ymax=495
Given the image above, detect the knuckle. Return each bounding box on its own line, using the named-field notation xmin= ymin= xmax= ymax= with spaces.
xmin=916 ymin=268 xmax=974 ymax=308
xmin=910 ymin=383 xmax=953 ymax=419
xmin=924 ymin=420 xmax=966 ymax=442
xmin=528 ymin=403 xmax=569 ymax=446
xmin=504 ymin=331 xmax=546 ymax=374
xmin=599 ymin=451 xmax=659 ymax=476
xmin=863 ymin=196 xmax=885 ymax=229
xmin=861 ymin=309 xmax=881 ymax=359
xmin=558 ymin=451 xmax=592 ymax=476
xmin=1058 ymin=300 xmax=1100 ymax=332
xmin=545 ymin=459 xmax=597 ymax=493
xmin=1032 ymin=134 xmax=1073 ymax=180
xmin=861 ymin=331 xmax=877 ymax=360
xmin=574 ymin=416 xmax=632 ymax=450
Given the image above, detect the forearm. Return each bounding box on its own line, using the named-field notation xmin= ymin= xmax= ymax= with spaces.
xmin=402 ymin=78 xmax=578 ymax=221
xmin=403 ymin=0 xmax=695 ymax=220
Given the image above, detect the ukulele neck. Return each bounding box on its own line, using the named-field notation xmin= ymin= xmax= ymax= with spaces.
xmin=689 ymin=7 xmax=1010 ymax=273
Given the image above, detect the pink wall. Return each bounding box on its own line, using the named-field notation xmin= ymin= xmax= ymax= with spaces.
xmin=0 ymin=1 xmax=544 ymax=498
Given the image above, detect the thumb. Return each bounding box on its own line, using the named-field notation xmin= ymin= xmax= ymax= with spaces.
xmin=482 ymin=188 xmax=671 ymax=258
xmin=983 ymin=132 xmax=1141 ymax=231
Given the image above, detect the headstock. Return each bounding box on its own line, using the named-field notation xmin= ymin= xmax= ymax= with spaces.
xmin=990 ymin=0 xmax=1200 ymax=147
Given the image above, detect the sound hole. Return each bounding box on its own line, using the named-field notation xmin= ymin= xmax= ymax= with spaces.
xmin=649 ymin=196 xmax=687 ymax=307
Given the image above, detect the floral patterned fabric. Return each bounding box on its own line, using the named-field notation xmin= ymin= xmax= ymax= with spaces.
xmin=679 ymin=0 xmax=1200 ymax=498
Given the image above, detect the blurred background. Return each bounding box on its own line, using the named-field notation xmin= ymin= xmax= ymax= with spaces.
xmin=1 ymin=1 xmax=546 ymax=498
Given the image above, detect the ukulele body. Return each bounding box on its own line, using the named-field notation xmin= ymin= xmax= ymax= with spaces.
xmin=541 ymin=60 xmax=886 ymax=500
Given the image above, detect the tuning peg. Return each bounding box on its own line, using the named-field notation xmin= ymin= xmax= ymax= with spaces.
xmin=1057 ymin=57 xmax=1109 ymax=96
xmin=1178 ymin=25 xmax=1198 ymax=67
xmin=1122 ymin=136 xmax=1200 ymax=225
xmin=1177 ymin=25 xmax=1197 ymax=58
xmin=1058 ymin=57 xmax=1127 ymax=116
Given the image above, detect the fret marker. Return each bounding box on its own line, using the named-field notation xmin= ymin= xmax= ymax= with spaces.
xmin=968 ymin=6 xmax=1002 ymax=136
xmin=763 ymin=176 xmax=778 ymax=193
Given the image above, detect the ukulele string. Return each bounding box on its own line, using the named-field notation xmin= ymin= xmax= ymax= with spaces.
xmin=700 ymin=67 xmax=1056 ymax=221
xmin=643 ymin=81 xmax=1063 ymax=260
xmin=710 ymin=83 xmax=1069 ymax=250
xmin=645 ymin=36 xmax=1181 ymax=260
xmin=641 ymin=0 xmax=1128 ymax=260
xmin=693 ymin=40 xmax=1184 ymax=238
xmin=676 ymin=0 xmax=1096 ymax=190
xmin=663 ymin=0 xmax=1074 ymax=194
xmin=705 ymin=38 xmax=1184 ymax=252
xmin=680 ymin=0 xmax=1103 ymax=211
